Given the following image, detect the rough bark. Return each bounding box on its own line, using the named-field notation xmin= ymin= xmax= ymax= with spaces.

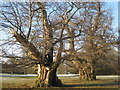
xmin=34 ymin=51 xmax=63 ymax=87
xmin=72 ymin=58 xmax=93 ymax=81
xmin=35 ymin=64 xmax=62 ymax=87
xmin=78 ymin=60 xmax=96 ymax=81
xmin=80 ymin=66 xmax=96 ymax=80
xmin=79 ymin=66 xmax=92 ymax=80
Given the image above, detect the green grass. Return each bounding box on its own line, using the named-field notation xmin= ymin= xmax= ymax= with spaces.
xmin=1 ymin=76 xmax=119 ymax=89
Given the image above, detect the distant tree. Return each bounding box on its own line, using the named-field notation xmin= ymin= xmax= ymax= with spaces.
xmin=80 ymin=2 xmax=119 ymax=80
xmin=63 ymin=2 xmax=119 ymax=80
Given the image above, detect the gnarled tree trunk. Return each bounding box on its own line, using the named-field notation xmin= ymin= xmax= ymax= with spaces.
xmin=72 ymin=59 xmax=96 ymax=81
xmin=35 ymin=64 xmax=62 ymax=87
xmin=79 ymin=61 xmax=96 ymax=81
xmin=78 ymin=65 xmax=96 ymax=81
xmin=79 ymin=65 xmax=92 ymax=80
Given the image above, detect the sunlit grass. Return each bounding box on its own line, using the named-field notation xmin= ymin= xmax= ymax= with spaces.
xmin=1 ymin=76 xmax=119 ymax=89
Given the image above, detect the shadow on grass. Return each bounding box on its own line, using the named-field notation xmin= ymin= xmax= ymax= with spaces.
xmin=63 ymin=80 xmax=119 ymax=87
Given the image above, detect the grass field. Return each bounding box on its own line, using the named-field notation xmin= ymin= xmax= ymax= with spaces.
xmin=1 ymin=76 xmax=120 ymax=89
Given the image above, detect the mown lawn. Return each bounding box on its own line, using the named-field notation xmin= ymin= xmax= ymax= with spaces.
xmin=1 ymin=76 xmax=119 ymax=89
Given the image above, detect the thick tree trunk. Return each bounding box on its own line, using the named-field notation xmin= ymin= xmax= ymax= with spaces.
xmin=72 ymin=59 xmax=96 ymax=81
xmin=35 ymin=64 xmax=62 ymax=87
xmin=78 ymin=63 xmax=92 ymax=81
xmin=79 ymin=67 xmax=96 ymax=81
xmin=79 ymin=69 xmax=91 ymax=80
xmin=79 ymin=62 xmax=96 ymax=81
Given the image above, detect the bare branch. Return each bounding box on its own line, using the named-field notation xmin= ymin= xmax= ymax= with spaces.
xmin=10 ymin=29 xmax=43 ymax=61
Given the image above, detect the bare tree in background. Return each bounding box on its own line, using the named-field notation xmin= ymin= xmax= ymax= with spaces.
xmin=80 ymin=2 xmax=119 ymax=80
xmin=62 ymin=2 xmax=119 ymax=80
